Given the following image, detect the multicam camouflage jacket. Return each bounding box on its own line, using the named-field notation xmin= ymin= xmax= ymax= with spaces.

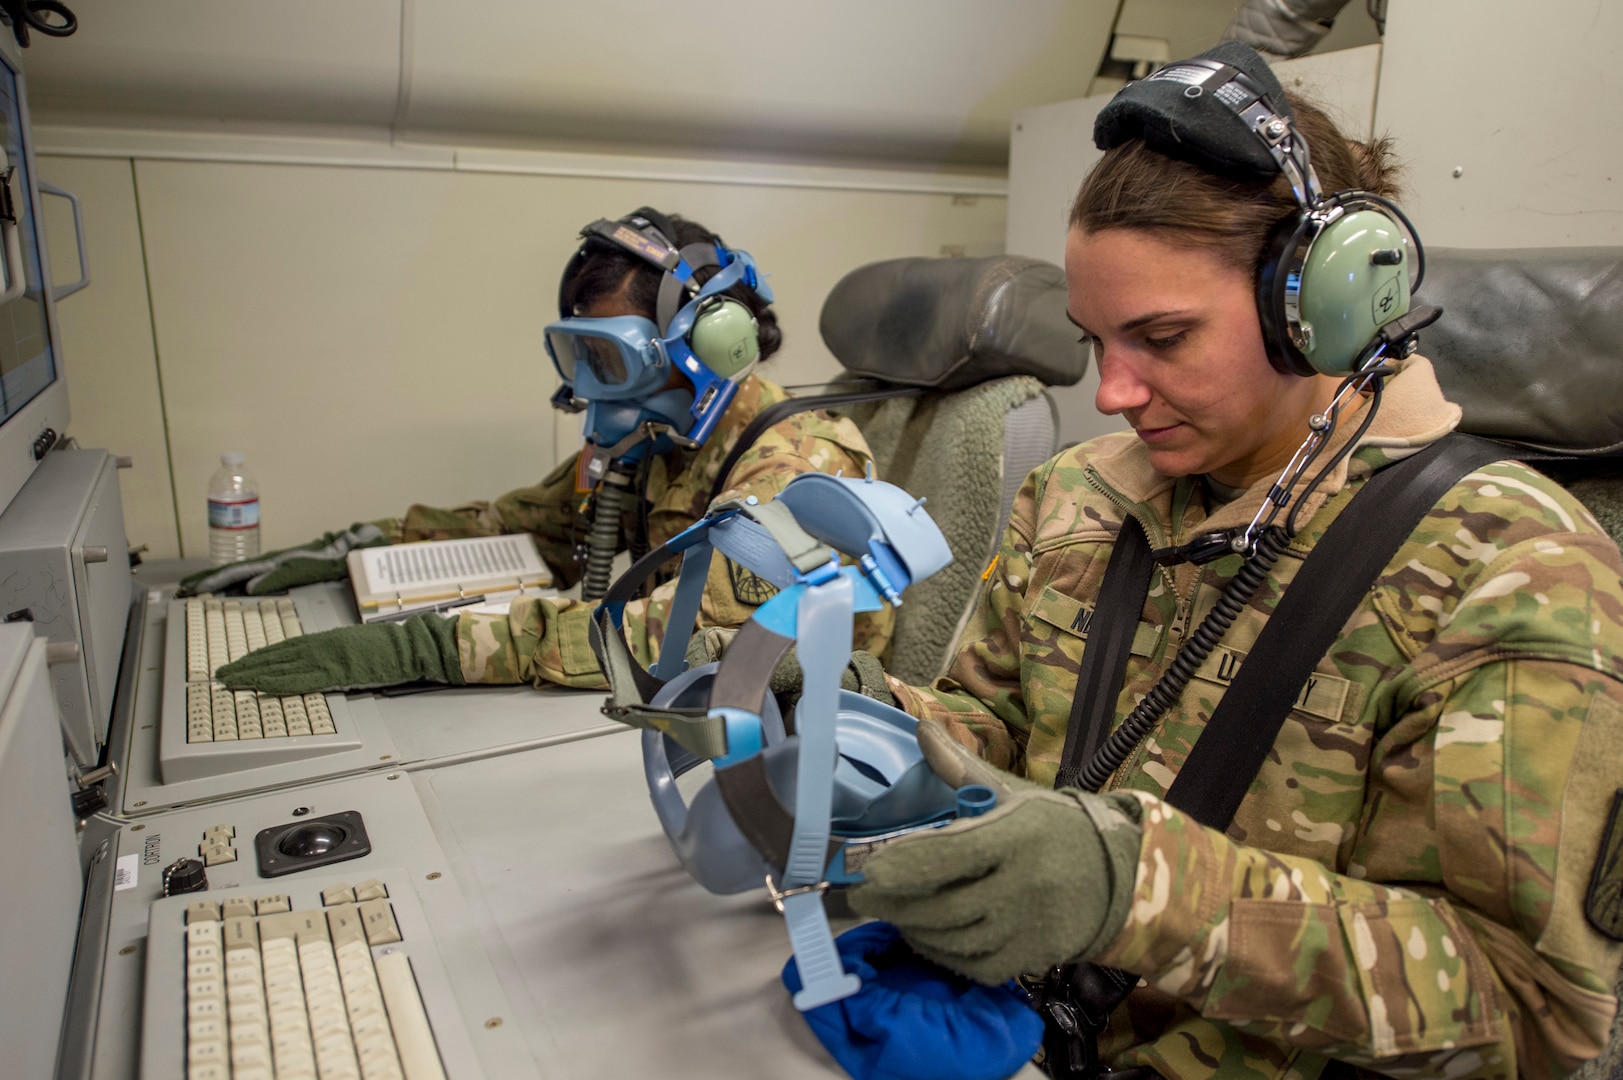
xmin=376 ymin=374 xmax=890 ymax=688
xmin=889 ymin=357 xmax=1623 ymax=1080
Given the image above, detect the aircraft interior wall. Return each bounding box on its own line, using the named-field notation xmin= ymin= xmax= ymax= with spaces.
xmin=24 ymin=0 xmax=1623 ymax=560
xmin=36 ymin=151 xmax=1006 ymax=561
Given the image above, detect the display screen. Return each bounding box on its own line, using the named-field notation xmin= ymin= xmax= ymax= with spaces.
xmin=0 ymin=59 xmax=54 ymax=425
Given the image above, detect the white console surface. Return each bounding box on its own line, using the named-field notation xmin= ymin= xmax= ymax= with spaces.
xmin=87 ymin=568 xmax=1046 ymax=1077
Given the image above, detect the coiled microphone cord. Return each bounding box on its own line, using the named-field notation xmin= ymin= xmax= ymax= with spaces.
xmin=1077 ymin=525 xmax=1292 ymax=793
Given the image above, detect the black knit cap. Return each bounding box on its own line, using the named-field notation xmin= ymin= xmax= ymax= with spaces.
xmin=1093 ymin=41 xmax=1291 ymax=181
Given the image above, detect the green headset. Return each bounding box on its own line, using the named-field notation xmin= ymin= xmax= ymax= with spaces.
xmin=1095 ymin=42 xmax=1424 ymax=378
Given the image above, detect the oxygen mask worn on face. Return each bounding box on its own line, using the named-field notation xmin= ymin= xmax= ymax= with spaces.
xmin=546 ymin=313 xmax=700 ymax=481
xmin=546 ymin=219 xmax=773 ymax=486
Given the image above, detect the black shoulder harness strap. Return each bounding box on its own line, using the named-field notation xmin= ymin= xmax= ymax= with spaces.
xmin=1059 ymin=432 xmax=1513 ymax=829
xmin=1053 ymin=516 xmax=1155 ymax=791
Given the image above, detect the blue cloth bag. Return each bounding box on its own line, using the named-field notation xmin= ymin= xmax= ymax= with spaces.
xmin=782 ymin=921 xmax=1043 ymax=1080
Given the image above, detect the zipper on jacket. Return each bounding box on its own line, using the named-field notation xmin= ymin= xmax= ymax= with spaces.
xmin=1081 ymin=466 xmax=1169 ymax=578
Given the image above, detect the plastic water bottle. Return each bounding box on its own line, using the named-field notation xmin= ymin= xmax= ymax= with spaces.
xmin=208 ymin=452 xmax=261 ymax=565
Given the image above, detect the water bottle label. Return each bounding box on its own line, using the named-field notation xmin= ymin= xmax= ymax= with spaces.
xmin=208 ymin=496 xmax=260 ymax=529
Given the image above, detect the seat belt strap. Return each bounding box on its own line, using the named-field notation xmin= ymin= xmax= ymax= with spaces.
xmin=1053 ymin=517 xmax=1156 ymax=791
xmin=1165 ymin=433 xmax=1512 ymax=828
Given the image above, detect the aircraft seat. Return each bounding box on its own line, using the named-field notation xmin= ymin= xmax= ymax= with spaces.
xmin=817 ymin=255 xmax=1088 ymax=685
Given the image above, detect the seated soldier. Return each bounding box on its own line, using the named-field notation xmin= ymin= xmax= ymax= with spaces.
xmin=201 ymin=208 xmax=891 ymax=694
xmin=845 ymin=45 xmax=1623 ymax=1080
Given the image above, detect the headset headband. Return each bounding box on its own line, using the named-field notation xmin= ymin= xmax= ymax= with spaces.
xmin=1141 ymin=59 xmax=1324 ymax=209
xmin=558 ymin=207 xmax=700 ymax=320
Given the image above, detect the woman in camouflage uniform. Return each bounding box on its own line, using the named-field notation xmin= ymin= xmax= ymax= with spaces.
xmin=847 ymin=48 xmax=1623 ymax=1080
xmin=215 ymin=211 xmax=890 ymax=693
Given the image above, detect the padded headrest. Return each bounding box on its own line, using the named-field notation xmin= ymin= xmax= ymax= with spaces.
xmin=819 ymin=256 xmax=1088 ymax=392
xmin=1419 ymin=247 xmax=1623 ymax=456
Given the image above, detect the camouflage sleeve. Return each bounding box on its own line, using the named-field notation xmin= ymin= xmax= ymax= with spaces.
xmin=398 ymin=454 xmax=588 ymax=586
xmin=886 ymin=461 xmax=1054 ymax=771
xmin=454 ymin=430 xmax=891 ymax=690
xmin=1094 ymin=525 xmax=1623 ymax=1079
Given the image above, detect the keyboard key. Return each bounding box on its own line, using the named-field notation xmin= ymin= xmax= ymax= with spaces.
xmin=201 ymin=843 xmax=237 ymax=866
xmin=244 ymin=607 xmax=268 ymax=652
xmin=322 ymin=884 xmax=356 ymax=907
xmin=358 ymin=901 xmax=401 ymax=947
xmin=231 ymin=1040 xmax=274 ymax=1071
xmin=326 ymin=903 xmax=366 ymax=948
xmin=257 ymin=911 xmax=301 ymax=943
xmin=374 ymin=952 xmax=447 ymax=1080
xmin=352 ymin=880 xmax=388 ymax=902
xmin=187 ymin=997 xmax=225 ymax=1022
xmin=188 ymin=960 xmax=222 ymax=982
xmin=278 ymin=598 xmax=303 ymax=639
xmin=186 ymin=900 xmax=222 ymax=924
xmin=225 ymin=602 xmax=249 ymax=663
xmin=188 ymin=1038 xmax=227 ymax=1066
xmin=223 ymin=914 xmax=260 ymax=950
xmin=256 ymin=894 xmax=292 ymax=915
xmin=189 ymin=1016 xmax=226 ymax=1044
xmin=221 ymin=896 xmax=257 ymax=920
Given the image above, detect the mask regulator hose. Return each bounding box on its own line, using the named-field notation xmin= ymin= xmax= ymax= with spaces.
xmin=581 ymin=466 xmax=635 ymax=601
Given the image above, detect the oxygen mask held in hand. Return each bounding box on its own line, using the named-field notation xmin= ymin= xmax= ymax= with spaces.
xmin=591 ymin=469 xmax=1001 ymax=1012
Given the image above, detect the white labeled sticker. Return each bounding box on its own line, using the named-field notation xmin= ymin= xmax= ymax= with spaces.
xmin=114 ymin=853 xmax=138 ymax=891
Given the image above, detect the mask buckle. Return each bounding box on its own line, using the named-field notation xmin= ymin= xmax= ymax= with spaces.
xmin=764 ymin=873 xmax=830 ymax=914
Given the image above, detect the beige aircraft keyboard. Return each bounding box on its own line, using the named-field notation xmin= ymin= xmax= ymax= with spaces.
xmin=158 ymin=595 xmax=374 ymax=787
xmin=174 ymin=874 xmax=444 ymax=1080
xmin=184 ymin=598 xmax=338 ymax=744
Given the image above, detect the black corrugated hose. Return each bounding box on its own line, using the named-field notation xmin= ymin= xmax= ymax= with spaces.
xmin=1077 ymin=525 xmax=1292 ymax=793
xmin=580 ymin=471 xmax=633 ymax=601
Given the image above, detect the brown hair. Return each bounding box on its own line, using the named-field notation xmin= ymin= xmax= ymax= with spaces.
xmin=1069 ymin=94 xmax=1404 ymax=280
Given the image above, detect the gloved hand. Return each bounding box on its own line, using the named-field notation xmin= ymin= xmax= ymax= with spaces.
xmin=177 ymin=523 xmax=391 ymax=597
xmin=848 ymin=722 xmax=1144 ymax=985
xmin=214 ymin=613 xmax=464 ymax=695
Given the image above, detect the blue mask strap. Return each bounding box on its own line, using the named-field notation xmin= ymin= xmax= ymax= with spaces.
xmin=652 ymin=542 xmax=715 ymax=680
xmin=777 ymin=570 xmax=862 ymax=1010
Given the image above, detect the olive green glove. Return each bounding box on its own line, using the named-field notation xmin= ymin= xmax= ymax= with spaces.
xmin=177 ymin=523 xmax=392 ymax=597
xmin=214 ymin=613 xmax=465 ymax=695
xmin=847 ymin=721 xmax=1144 ymax=985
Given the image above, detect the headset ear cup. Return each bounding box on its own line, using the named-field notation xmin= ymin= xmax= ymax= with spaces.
xmin=688 ymin=297 xmax=761 ymax=378
xmin=1255 ymin=211 xmax=1316 ymax=377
